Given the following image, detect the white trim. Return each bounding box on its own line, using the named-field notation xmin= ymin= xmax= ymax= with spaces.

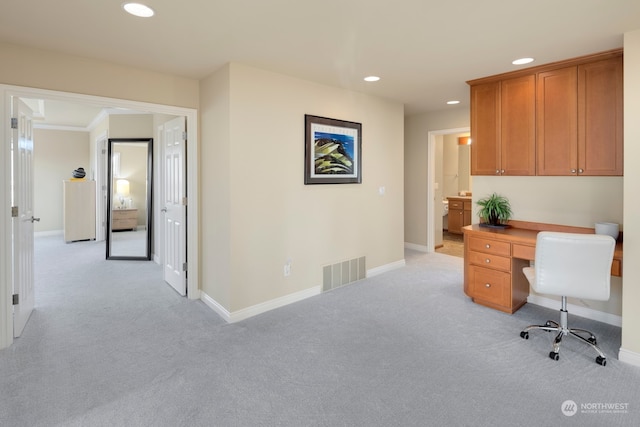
xmin=366 ymin=259 xmax=406 ymax=277
xmin=527 ymin=294 xmax=622 ymax=327
xmin=404 ymin=242 xmax=428 ymax=252
xmin=426 ymin=127 xmax=470 ymax=253
xmin=200 ymin=286 xmax=322 ymax=323
xmin=0 ymin=84 xmax=199 ymax=349
xmin=618 ymin=347 xmax=640 ymax=367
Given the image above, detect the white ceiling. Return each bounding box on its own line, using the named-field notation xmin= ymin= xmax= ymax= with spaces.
xmin=2 ymin=0 xmax=640 ymax=125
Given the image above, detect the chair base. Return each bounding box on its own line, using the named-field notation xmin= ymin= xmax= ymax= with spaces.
xmin=519 ymin=298 xmax=607 ymax=366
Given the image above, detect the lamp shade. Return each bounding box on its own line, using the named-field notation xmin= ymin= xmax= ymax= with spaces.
xmin=116 ymin=179 xmax=130 ymax=196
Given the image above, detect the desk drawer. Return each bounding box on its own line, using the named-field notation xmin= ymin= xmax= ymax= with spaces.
xmin=468 ymin=236 xmax=511 ymax=257
xmin=469 ymin=265 xmax=511 ymax=307
xmin=512 ymin=244 xmax=535 ymax=260
xmin=468 ymin=251 xmax=511 ymax=272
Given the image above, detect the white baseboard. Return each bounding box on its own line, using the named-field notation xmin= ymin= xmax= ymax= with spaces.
xmin=404 ymin=242 xmax=428 ymax=252
xmin=527 ymin=294 xmax=622 ymax=327
xmin=200 ymin=286 xmax=321 ymax=323
xmin=618 ymin=347 xmax=640 ymax=367
xmin=367 ymin=259 xmax=406 ymax=277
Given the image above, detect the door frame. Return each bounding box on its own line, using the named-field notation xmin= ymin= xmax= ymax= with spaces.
xmin=0 ymin=84 xmax=200 ymax=349
xmin=426 ymin=127 xmax=470 ymax=252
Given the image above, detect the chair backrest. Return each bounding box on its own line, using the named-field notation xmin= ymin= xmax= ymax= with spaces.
xmin=532 ymin=231 xmax=616 ymax=301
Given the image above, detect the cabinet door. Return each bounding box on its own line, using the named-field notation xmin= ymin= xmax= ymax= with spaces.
xmin=470 ymin=82 xmax=500 ymax=175
xmin=578 ymin=56 xmax=623 ymax=176
xmin=501 ymin=75 xmax=536 ymax=175
xmin=537 ymin=66 xmax=578 ymax=175
xmin=448 ymin=208 xmax=463 ymax=234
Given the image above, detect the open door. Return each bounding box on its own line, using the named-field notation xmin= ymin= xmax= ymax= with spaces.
xmin=161 ymin=117 xmax=187 ymax=295
xmin=12 ymin=98 xmax=36 ymax=337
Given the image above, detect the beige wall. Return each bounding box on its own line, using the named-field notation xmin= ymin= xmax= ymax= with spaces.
xmin=200 ymin=64 xmax=232 ymax=309
xmin=0 ymin=42 xmax=198 ymax=109
xmin=622 ymin=29 xmax=640 ymax=357
xmin=33 ymin=129 xmax=90 ymax=232
xmin=201 ymin=63 xmax=405 ymax=312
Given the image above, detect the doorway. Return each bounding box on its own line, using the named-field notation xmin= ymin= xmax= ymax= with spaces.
xmin=426 ymin=127 xmax=470 ymax=253
xmin=0 ymin=85 xmax=200 ymax=349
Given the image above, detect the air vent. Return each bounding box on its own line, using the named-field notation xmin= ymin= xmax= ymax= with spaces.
xmin=322 ymin=256 xmax=366 ymax=292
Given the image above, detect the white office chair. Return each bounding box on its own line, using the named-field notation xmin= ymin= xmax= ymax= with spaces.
xmin=519 ymin=231 xmax=616 ymax=366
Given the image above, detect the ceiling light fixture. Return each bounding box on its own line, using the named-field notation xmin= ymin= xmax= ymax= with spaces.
xmin=364 ymin=76 xmax=380 ymax=82
xmin=512 ymin=57 xmax=534 ymax=65
xmin=447 ymin=100 xmax=460 ymax=105
xmin=123 ymin=2 xmax=155 ymax=18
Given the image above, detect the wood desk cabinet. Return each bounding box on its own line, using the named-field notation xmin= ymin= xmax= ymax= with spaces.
xmin=465 ymin=232 xmax=529 ymax=313
xmin=112 ymin=208 xmax=138 ymax=231
xmin=463 ymin=222 xmax=623 ymax=314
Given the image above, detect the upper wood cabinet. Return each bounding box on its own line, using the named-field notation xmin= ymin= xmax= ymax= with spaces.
xmin=538 ymin=56 xmax=623 ymax=175
xmin=468 ymin=49 xmax=623 ymax=177
xmin=577 ymin=56 xmax=623 ymax=176
xmin=536 ymin=66 xmax=578 ymax=175
xmin=470 ymin=75 xmax=535 ymax=176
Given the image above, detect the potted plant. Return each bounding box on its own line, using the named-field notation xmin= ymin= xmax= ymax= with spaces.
xmin=476 ymin=193 xmax=512 ymax=228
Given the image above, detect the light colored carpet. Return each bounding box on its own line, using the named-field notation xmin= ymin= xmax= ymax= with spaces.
xmin=1 ymin=235 xmax=639 ymax=426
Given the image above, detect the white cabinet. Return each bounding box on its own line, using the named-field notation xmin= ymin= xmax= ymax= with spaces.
xmin=63 ymin=180 xmax=96 ymax=242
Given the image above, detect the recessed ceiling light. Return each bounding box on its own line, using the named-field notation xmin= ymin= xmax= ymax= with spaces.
xmin=447 ymin=100 xmax=460 ymax=105
xmin=512 ymin=57 xmax=534 ymax=65
xmin=123 ymin=3 xmax=155 ymax=18
xmin=364 ymin=76 xmax=380 ymax=82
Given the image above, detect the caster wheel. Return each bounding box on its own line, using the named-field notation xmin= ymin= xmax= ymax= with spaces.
xmin=520 ymin=331 xmax=529 ymax=339
xmin=588 ymin=337 xmax=597 ymax=345
xmin=549 ymin=352 xmax=559 ymax=361
xmin=596 ymin=356 xmax=607 ymax=366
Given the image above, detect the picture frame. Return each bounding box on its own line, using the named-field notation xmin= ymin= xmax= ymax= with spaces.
xmin=304 ymin=114 xmax=362 ymax=184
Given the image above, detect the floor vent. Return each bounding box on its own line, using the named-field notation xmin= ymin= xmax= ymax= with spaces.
xmin=322 ymin=256 xmax=366 ymax=292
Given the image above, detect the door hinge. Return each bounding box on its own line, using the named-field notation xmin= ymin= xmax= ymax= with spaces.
xmin=183 ymin=262 xmax=188 ymax=272
xmin=13 ymin=294 xmax=19 ymax=305
xmin=11 ymin=206 xmax=18 ymax=217
xmin=182 ymin=131 xmax=187 ymax=140
xmin=11 ymin=118 xmax=18 ymax=129
xmin=182 ymin=197 xmax=188 ymax=206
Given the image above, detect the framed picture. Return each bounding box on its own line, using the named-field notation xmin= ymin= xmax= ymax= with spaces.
xmin=305 ymin=114 xmax=362 ymax=184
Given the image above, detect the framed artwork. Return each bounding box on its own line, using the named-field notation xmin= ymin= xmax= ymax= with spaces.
xmin=304 ymin=114 xmax=362 ymax=184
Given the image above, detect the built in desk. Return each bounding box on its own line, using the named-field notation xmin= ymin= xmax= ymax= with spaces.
xmin=462 ymin=221 xmax=623 ymax=314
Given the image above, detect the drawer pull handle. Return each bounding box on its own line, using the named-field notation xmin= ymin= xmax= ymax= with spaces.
xmin=485 ymin=259 xmax=490 ymax=263
xmin=485 ymin=244 xmax=490 ymax=249
xmin=485 ymin=283 xmax=491 ymax=288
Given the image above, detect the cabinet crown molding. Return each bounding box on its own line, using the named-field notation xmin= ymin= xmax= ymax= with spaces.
xmin=466 ymin=48 xmax=622 ymax=86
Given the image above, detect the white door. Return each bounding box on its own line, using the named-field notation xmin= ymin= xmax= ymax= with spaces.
xmin=162 ymin=117 xmax=187 ymax=295
xmin=12 ymin=98 xmax=36 ymax=337
xmin=94 ymin=134 xmax=108 ymax=241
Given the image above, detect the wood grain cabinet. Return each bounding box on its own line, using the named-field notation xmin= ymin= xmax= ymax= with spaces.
xmin=468 ymin=49 xmax=622 ymax=177
xmin=464 ymin=234 xmax=530 ymax=314
xmin=447 ymin=197 xmax=472 ymax=234
xmin=470 ymin=75 xmax=536 ymax=176
xmin=112 ymin=208 xmax=138 ymax=231
xmin=537 ymin=55 xmax=623 ymax=176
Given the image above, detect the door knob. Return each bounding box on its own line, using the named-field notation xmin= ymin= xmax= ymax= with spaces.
xmin=161 ymin=208 xmax=167 ymax=212
xmin=30 ymin=216 xmax=40 ymax=223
